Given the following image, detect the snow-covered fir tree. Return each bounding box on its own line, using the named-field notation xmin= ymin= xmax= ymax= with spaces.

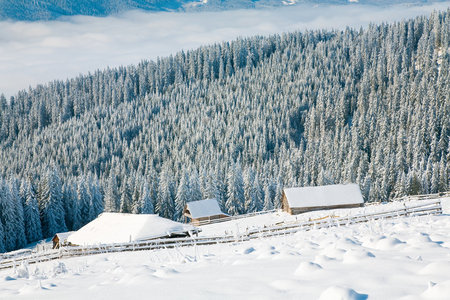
xmin=38 ymin=169 xmax=67 ymax=238
xmin=21 ymin=180 xmax=43 ymax=243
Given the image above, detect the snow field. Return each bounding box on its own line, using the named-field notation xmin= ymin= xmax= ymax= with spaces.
xmin=1 ymin=199 xmax=450 ymax=299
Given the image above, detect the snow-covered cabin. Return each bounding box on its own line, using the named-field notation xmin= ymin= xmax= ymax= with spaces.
xmin=183 ymin=198 xmax=229 ymax=225
xmin=67 ymin=213 xmax=199 ymax=246
xmin=281 ymin=183 xmax=364 ymax=215
xmin=52 ymin=232 xmax=74 ymax=249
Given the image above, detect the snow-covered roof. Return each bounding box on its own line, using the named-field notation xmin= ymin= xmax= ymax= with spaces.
xmin=53 ymin=232 xmax=75 ymax=242
xmin=67 ymin=213 xmax=198 ymax=246
xmin=284 ymin=183 xmax=364 ymax=208
xmin=185 ymin=198 xmax=228 ymax=219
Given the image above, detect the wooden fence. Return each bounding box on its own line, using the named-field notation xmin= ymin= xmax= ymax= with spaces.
xmin=0 ymin=200 xmax=442 ymax=271
xmin=193 ymin=209 xmax=278 ymax=226
xmin=196 ymin=191 xmax=449 ymax=225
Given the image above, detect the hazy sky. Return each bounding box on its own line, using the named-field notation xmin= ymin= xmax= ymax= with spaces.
xmin=0 ymin=2 xmax=449 ymax=97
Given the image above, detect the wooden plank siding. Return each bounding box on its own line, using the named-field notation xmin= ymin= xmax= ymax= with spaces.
xmin=188 ymin=214 xmax=230 ymax=226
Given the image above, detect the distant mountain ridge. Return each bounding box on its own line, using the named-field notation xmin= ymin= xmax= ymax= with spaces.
xmin=0 ymin=0 xmax=191 ymax=21
xmin=0 ymin=0 xmax=448 ymax=21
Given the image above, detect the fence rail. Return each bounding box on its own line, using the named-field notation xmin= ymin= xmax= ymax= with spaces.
xmin=0 ymin=200 xmax=442 ymax=271
xmin=193 ymin=209 xmax=278 ymax=226
xmin=365 ymin=191 xmax=450 ymax=206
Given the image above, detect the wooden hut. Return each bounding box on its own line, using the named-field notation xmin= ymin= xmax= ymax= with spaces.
xmin=183 ymin=198 xmax=229 ymax=225
xmin=281 ymin=183 xmax=364 ymax=215
xmin=52 ymin=232 xmax=74 ymax=249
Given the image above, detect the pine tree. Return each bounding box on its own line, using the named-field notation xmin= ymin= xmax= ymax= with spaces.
xmin=78 ymin=176 xmax=93 ymax=225
xmin=175 ymin=171 xmax=190 ymax=221
xmin=156 ymin=164 xmax=175 ymax=219
xmin=89 ymin=179 xmax=104 ymax=218
xmin=407 ymin=170 xmax=423 ymax=196
xmin=244 ymin=168 xmax=257 ymax=213
xmin=9 ymin=178 xmax=27 ymax=249
xmin=22 ymin=180 xmax=43 ymax=243
xmin=0 ymin=219 xmax=5 ymax=253
xmin=104 ymin=171 xmax=119 ymax=212
xmin=263 ymin=183 xmax=274 ymax=211
xmin=254 ymin=175 xmax=264 ymax=211
xmin=0 ymin=180 xmax=18 ymax=251
xmin=119 ymin=180 xmax=132 ymax=214
xmin=63 ymin=182 xmax=81 ymax=231
xmin=190 ymin=170 xmax=203 ymax=202
xmin=39 ymin=168 xmax=67 ymax=238
xmin=225 ymin=162 xmax=245 ymax=215
xmin=141 ymin=182 xmax=154 ymax=214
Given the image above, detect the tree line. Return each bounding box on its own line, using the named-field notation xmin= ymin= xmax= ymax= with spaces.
xmin=0 ymin=10 xmax=448 ymax=252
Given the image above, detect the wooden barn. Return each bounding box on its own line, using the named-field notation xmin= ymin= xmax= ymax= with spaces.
xmin=282 ymin=183 xmax=364 ymax=215
xmin=52 ymin=232 xmax=74 ymax=249
xmin=183 ymin=198 xmax=229 ymax=225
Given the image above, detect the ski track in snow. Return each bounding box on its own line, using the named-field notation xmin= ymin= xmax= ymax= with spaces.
xmin=1 ymin=198 xmax=450 ymax=299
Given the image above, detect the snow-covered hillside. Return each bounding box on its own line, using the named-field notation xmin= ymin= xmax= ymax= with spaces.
xmin=1 ymin=198 xmax=449 ymax=299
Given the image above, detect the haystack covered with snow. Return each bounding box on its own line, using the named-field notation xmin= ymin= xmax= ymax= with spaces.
xmin=184 ymin=198 xmax=229 ymax=225
xmin=67 ymin=213 xmax=199 ymax=246
xmin=282 ymin=183 xmax=364 ymax=215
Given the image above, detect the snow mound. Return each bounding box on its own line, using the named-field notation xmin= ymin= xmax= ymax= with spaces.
xmin=253 ymin=244 xmax=280 ymax=259
xmin=295 ymin=261 xmax=323 ymax=275
xmin=153 ymin=268 xmax=179 ymax=279
xmin=319 ymin=286 xmax=368 ymax=300
xmin=422 ymin=280 xmax=450 ymax=299
xmin=365 ymin=236 xmax=405 ymax=250
xmin=321 ymin=246 xmax=347 ymax=260
xmin=67 ymin=213 xmax=197 ymax=245
xmin=270 ymin=279 xmax=300 ymax=291
xmin=343 ymin=249 xmax=375 ymax=264
xmin=419 ymin=261 xmax=450 ymax=276
xmin=407 ymin=233 xmax=441 ymax=249
xmin=314 ymin=254 xmax=335 ymax=264
xmin=334 ymin=237 xmax=361 ymax=251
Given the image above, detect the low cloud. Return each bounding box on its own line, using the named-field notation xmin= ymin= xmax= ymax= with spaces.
xmin=0 ymin=2 xmax=449 ymax=96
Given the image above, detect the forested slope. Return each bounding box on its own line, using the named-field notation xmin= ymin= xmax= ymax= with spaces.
xmin=0 ymin=10 xmax=448 ymax=252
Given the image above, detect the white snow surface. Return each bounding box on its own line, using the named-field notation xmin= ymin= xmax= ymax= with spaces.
xmin=186 ymin=198 xmax=226 ymax=219
xmin=1 ymin=198 xmax=450 ymax=299
xmin=67 ymin=213 xmax=196 ymax=245
xmin=284 ymin=183 xmax=364 ymax=208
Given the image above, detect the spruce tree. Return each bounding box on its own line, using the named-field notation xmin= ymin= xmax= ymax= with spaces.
xmin=104 ymin=171 xmax=119 ymax=212
xmin=175 ymin=171 xmax=190 ymax=221
xmin=22 ymin=180 xmax=43 ymax=243
xmin=39 ymin=169 xmax=67 ymax=238
xmin=78 ymin=176 xmax=93 ymax=225
xmin=225 ymin=162 xmax=245 ymax=215
xmin=0 ymin=180 xmax=18 ymax=251
xmin=9 ymin=178 xmax=27 ymax=249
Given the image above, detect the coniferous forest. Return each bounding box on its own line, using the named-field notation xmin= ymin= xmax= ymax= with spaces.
xmin=0 ymin=10 xmax=448 ymax=252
